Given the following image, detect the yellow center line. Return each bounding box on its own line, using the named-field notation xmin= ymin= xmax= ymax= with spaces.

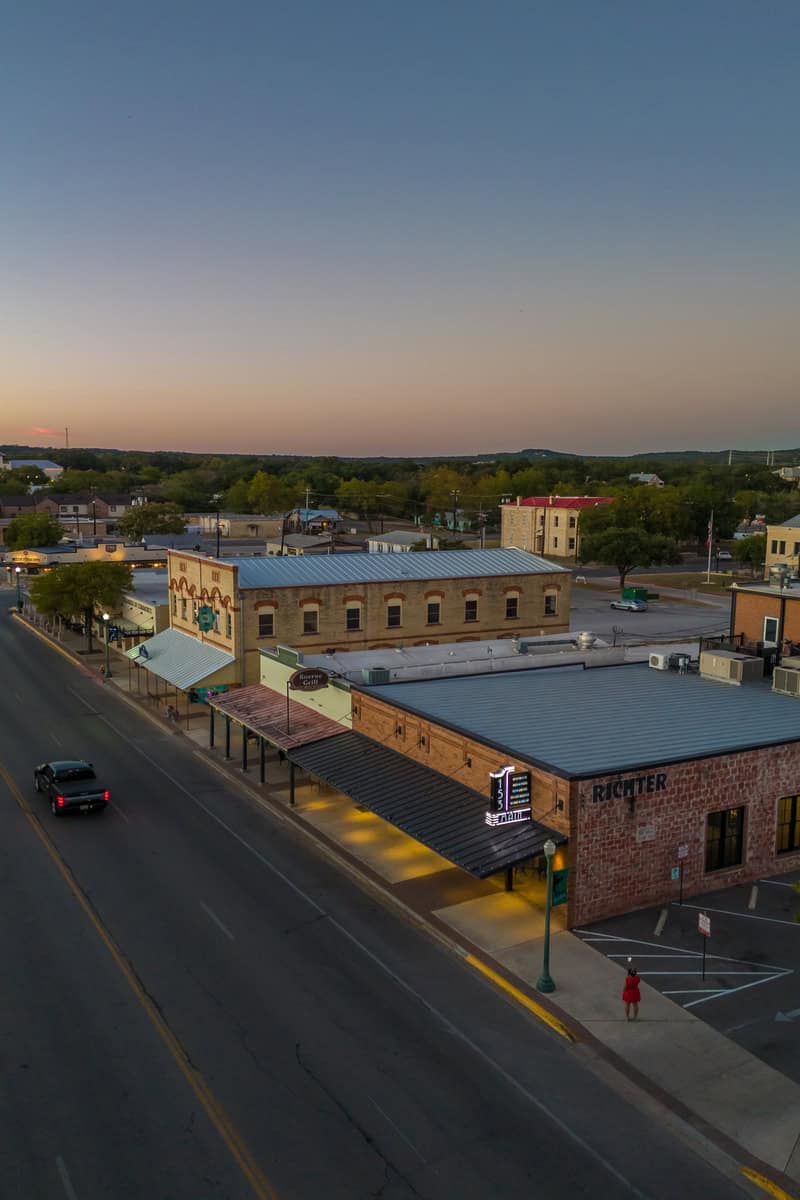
xmin=741 ymin=1167 xmax=800 ymax=1200
xmin=464 ymin=953 xmax=576 ymax=1042
xmin=0 ymin=759 xmax=279 ymax=1200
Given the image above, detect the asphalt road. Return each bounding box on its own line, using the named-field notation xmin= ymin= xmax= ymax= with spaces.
xmin=569 ymin=586 xmax=729 ymax=644
xmin=0 ymin=592 xmax=763 ymax=1200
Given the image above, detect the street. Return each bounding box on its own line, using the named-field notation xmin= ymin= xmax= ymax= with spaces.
xmin=0 ymin=591 xmax=763 ymax=1200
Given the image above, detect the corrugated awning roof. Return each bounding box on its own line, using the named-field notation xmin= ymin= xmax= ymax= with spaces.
xmin=208 ymin=684 xmax=346 ymax=751
xmin=289 ymin=731 xmax=564 ymax=878
xmin=125 ymin=628 xmax=235 ymax=689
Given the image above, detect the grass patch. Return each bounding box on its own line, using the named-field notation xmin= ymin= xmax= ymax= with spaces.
xmin=630 ymin=572 xmax=746 ymax=596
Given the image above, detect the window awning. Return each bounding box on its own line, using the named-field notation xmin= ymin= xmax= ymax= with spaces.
xmin=125 ymin=628 xmax=236 ymax=690
xmin=289 ymin=731 xmax=565 ymax=879
xmin=207 ymin=683 xmax=347 ymax=752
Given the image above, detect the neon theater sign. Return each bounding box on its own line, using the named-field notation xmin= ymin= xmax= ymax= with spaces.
xmin=486 ymin=765 xmax=532 ymax=827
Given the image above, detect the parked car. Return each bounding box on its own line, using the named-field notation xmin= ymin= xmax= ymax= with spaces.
xmin=33 ymin=760 xmax=109 ymax=816
xmin=717 ymin=550 xmax=733 ymax=561
xmin=610 ymin=598 xmax=648 ymax=612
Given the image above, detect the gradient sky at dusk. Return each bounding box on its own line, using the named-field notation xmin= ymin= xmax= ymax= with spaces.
xmin=2 ymin=1 xmax=799 ymax=457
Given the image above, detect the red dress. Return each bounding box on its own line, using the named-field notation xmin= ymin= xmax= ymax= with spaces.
xmin=622 ymin=973 xmax=641 ymax=1004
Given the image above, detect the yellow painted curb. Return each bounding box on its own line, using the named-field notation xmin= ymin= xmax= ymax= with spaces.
xmin=12 ymin=614 xmax=86 ymax=668
xmin=0 ymin=759 xmax=278 ymax=1200
xmin=741 ymin=1167 xmax=799 ymax=1200
xmin=465 ymin=953 xmax=575 ymax=1042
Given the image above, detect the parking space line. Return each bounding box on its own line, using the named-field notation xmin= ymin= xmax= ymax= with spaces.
xmin=748 ymin=885 xmax=758 ymax=910
xmin=676 ymin=902 xmax=800 ymax=928
xmin=759 ymin=880 xmax=796 ymax=889
xmin=56 ymin=1155 xmax=79 ymax=1200
xmin=683 ymin=974 xmax=791 ymax=1009
xmin=575 ymin=930 xmax=790 ymax=972
xmin=199 ymin=900 xmax=234 ymax=941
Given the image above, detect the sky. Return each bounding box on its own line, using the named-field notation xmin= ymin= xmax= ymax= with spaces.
xmin=2 ymin=1 xmax=799 ymax=458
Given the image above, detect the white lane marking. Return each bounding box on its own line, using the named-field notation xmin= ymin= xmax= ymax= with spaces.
xmin=368 ymin=1095 xmax=426 ymax=1163
xmin=199 ymin=900 xmax=234 ymax=941
xmin=676 ymin=901 xmax=800 ymax=928
xmin=682 ymin=973 xmax=790 ymax=1009
xmin=654 ymin=909 xmax=668 ymax=936
xmin=575 ymin=930 xmax=791 ymax=972
xmin=51 ymin=732 xmax=63 ymax=748
xmin=109 ymin=801 xmax=129 ymax=823
xmin=637 ymin=970 xmax=779 ymax=977
xmin=759 ymin=879 xmax=797 ymax=888
xmin=747 ymin=885 xmax=758 ymax=910
xmin=69 ymin=688 xmax=651 ymax=1200
xmin=56 ymin=1155 xmax=79 ymax=1200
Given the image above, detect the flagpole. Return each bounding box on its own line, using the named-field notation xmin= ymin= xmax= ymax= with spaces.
xmin=706 ymin=509 xmax=714 ymax=584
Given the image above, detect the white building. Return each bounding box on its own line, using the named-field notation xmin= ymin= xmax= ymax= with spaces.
xmin=367 ymin=529 xmax=437 ymax=553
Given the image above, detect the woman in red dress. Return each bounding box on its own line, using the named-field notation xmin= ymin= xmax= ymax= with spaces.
xmin=622 ymin=965 xmax=640 ymax=1021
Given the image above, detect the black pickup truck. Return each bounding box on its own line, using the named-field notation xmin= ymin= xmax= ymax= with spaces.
xmin=33 ymin=760 xmax=109 ymax=816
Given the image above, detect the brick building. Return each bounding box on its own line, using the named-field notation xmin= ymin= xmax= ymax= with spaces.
xmin=500 ymin=495 xmax=614 ymax=560
xmin=329 ymin=659 xmax=800 ymax=926
xmin=164 ymin=547 xmax=571 ymax=686
xmin=730 ymin=577 xmax=800 ymax=658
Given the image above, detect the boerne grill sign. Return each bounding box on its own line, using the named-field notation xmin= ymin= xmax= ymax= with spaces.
xmin=289 ymin=668 xmax=330 ymax=692
xmin=486 ymin=765 xmax=532 ymax=827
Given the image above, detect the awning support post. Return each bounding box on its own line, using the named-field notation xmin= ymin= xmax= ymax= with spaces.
xmin=259 ymin=737 xmax=266 ymax=784
xmin=289 ymin=762 xmax=296 ymax=806
xmin=242 ymin=726 xmax=248 ymax=772
xmin=504 ymin=867 xmax=514 ymax=892
xmin=209 ymin=706 xmax=215 ymax=748
xmin=224 ymin=716 xmax=231 ymax=760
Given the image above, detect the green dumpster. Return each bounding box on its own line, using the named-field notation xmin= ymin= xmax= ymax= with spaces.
xmin=622 ymin=586 xmax=649 ymax=601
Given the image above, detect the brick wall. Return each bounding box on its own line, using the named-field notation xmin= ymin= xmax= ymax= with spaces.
xmin=733 ymin=590 xmax=800 ymax=644
xmin=571 ymin=745 xmax=800 ymax=926
xmin=353 ymin=690 xmax=571 ymax=838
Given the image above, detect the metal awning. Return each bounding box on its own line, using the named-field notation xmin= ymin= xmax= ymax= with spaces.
xmin=289 ymin=732 xmax=564 ymax=879
xmin=125 ymin=628 xmax=236 ymax=689
xmin=207 ymin=684 xmax=347 ymax=752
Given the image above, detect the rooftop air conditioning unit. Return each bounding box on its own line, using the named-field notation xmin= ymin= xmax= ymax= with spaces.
xmin=361 ymin=667 xmax=390 ymax=685
xmin=649 ymin=653 xmax=669 ymax=670
xmin=772 ymin=657 xmax=800 ymax=698
xmin=699 ymin=650 xmax=764 ymax=685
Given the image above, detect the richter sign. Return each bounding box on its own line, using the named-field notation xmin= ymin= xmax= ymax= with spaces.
xmin=486 ymin=765 xmax=532 ymax=827
xmin=591 ymin=773 xmax=668 ymax=803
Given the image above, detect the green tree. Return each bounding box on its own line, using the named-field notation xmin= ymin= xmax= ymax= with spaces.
xmin=5 ymin=513 xmax=65 ymax=549
xmin=118 ymin=503 xmax=186 ymax=539
xmin=247 ymin=471 xmax=289 ymax=515
xmin=29 ymin=561 xmax=132 ymax=653
xmin=222 ymin=478 xmax=252 ymax=512
xmin=733 ymin=535 xmax=766 ymax=577
xmin=0 ymin=466 xmax=48 ymax=495
xmin=418 ymin=466 xmax=466 ymax=518
xmin=580 ymin=526 xmax=681 ymax=589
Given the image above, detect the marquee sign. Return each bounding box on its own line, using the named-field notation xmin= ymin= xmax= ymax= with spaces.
xmin=591 ymin=772 xmax=668 ymax=803
xmin=289 ymin=668 xmax=330 ymax=692
xmin=486 ymin=765 xmax=532 ymax=827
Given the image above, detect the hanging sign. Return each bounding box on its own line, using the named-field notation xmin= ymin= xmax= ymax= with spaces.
xmin=196 ymin=605 xmax=216 ymax=632
xmin=289 ymin=668 xmax=330 ymax=692
xmin=486 ymin=765 xmax=532 ymax=827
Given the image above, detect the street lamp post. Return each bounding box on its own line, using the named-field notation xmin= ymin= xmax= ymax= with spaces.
xmin=102 ymin=613 xmax=112 ymax=679
xmin=536 ymin=838 xmax=557 ymax=993
xmin=14 ymin=566 xmax=22 ymax=611
xmin=211 ymin=492 xmax=223 ymax=558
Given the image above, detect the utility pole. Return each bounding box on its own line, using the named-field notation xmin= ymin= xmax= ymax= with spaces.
xmin=728 ymin=449 xmax=733 ymax=467
xmin=65 ymin=426 xmax=69 ymax=449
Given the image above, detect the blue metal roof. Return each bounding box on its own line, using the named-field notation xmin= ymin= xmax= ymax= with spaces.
xmin=294 ymin=507 xmax=339 ymax=520
xmin=228 ymin=547 xmax=568 ymax=590
xmin=359 ymin=663 xmax=800 ymax=778
xmin=125 ymin=628 xmax=235 ymax=689
xmin=8 ymin=459 xmax=62 ymax=470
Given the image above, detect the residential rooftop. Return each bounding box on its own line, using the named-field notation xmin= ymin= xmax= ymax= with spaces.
xmin=778 ymin=513 xmax=800 ymax=527
xmin=202 ymin=547 xmax=569 ymax=590
xmin=125 ymin=568 xmax=169 ymax=604
xmin=357 ymin=662 xmax=800 ymax=778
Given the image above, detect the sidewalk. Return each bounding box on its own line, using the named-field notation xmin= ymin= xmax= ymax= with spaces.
xmin=15 ymin=607 xmax=800 ymax=1194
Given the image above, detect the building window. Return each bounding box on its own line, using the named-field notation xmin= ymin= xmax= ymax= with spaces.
xmin=777 ymin=795 xmax=800 ymax=854
xmin=505 ymin=596 xmax=519 ymax=619
xmin=172 ymin=595 xmax=177 ymax=616
xmin=225 ymin=611 xmax=232 ymax=638
xmin=346 ymin=606 xmax=361 ymax=631
xmin=569 ymin=516 xmax=576 ymax=528
xmin=181 ymin=598 xmax=187 ymax=620
xmin=304 ymin=609 xmax=319 ymax=635
xmin=552 ymin=536 xmax=559 ymax=549
xmin=795 ymin=542 xmax=800 ymax=556
xmin=427 ymin=601 xmax=441 ymax=625
xmin=705 ymin=807 xmax=745 ymax=872
xmin=553 ymin=516 xmax=559 ymax=527
xmin=211 ymin=570 xmax=220 ymax=583
xmin=771 ymin=539 xmax=786 ymax=555
xmin=258 ymin=612 xmax=274 ymax=638
xmin=544 ymin=592 xmax=557 ymax=616
xmin=763 ymin=616 xmax=779 ymax=644
xmin=464 ymin=598 xmax=478 ymax=622
xmin=568 ymin=537 xmax=576 ymax=550
xmin=387 ymin=604 xmax=402 ymax=628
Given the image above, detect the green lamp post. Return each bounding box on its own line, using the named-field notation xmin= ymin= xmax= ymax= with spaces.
xmin=536 ymin=838 xmax=557 ymax=993
xmin=102 ymin=612 xmax=112 ymax=679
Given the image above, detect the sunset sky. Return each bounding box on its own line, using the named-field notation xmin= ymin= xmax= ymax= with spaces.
xmin=2 ymin=1 xmax=799 ymax=457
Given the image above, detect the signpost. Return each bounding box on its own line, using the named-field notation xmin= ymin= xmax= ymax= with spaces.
xmin=676 ymin=843 xmax=689 ymax=904
xmin=670 ymin=866 xmax=680 ymax=882
xmin=698 ymin=911 xmax=711 ymax=980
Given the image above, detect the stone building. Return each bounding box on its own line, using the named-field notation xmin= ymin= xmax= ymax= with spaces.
xmin=500 ymin=496 xmax=614 ymax=560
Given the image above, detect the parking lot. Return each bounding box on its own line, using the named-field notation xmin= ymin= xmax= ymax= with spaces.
xmin=575 ymin=869 xmax=800 ymax=1084
xmin=569 ymin=584 xmax=729 ymax=644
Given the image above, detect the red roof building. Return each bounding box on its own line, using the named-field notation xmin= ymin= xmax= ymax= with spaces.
xmin=500 ymin=495 xmax=614 ymax=559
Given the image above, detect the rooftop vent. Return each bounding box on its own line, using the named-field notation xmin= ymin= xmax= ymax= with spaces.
xmin=361 ymin=667 xmax=390 ymax=685
xmin=699 ymin=650 xmax=764 ymax=685
xmin=773 ymin=657 xmax=800 ymax=698
xmin=769 ymin=563 xmax=790 ymax=589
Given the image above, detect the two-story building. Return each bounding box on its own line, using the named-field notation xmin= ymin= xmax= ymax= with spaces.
xmin=500 ymin=496 xmax=614 ymax=560
xmin=156 ymin=547 xmax=570 ymax=689
xmin=764 ymin=514 xmax=800 ymax=579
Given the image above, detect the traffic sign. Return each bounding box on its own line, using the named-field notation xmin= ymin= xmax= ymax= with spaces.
xmin=698 ymin=912 xmax=711 ymax=937
xmin=677 ymin=844 xmax=689 ymax=859
xmin=670 ymin=867 xmax=680 ymax=881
